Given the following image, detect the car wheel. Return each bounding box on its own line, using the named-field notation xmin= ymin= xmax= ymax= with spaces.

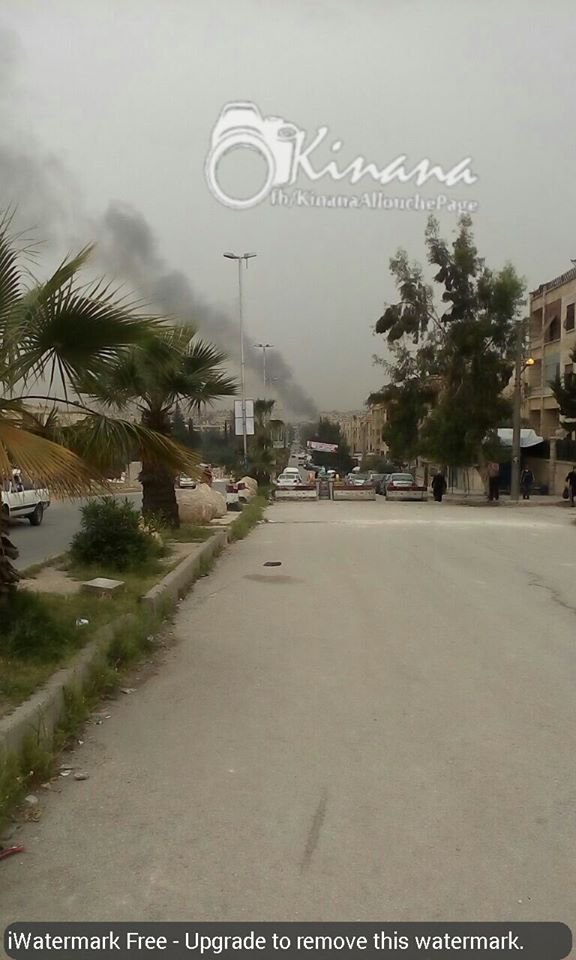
xmin=2 ymin=503 xmax=9 ymax=522
xmin=29 ymin=503 xmax=44 ymax=526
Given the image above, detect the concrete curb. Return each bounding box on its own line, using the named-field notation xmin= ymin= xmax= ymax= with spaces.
xmin=141 ymin=530 xmax=228 ymax=614
xmin=0 ymin=613 xmax=136 ymax=758
xmin=0 ymin=528 xmax=231 ymax=762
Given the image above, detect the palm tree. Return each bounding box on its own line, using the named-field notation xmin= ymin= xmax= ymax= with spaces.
xmin=248 ymin=399 xmax=283 ymax=485
xmin=0 ymin=216 xmax=201 ymax=592
xmin=80 ymin=326 xmax=237 ymax=526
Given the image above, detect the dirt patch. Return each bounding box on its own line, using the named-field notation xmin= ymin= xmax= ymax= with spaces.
xmin=19 ymin=568 xmax=81 ymax=596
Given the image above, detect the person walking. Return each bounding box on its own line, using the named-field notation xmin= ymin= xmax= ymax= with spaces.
xmin=431 ymin=471 xmax=447 ymax=502
xmin=521 ymin=466 xmax=534 ymax=500
xmin=565 ymin=465 xmax=576 ymax=506
xmin=487 ymin=461 xmax=500 ymax=501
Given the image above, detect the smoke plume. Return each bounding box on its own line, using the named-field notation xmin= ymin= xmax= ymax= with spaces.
xmin=0 ymin=25 xmax=318 ymax=419
xmin=97 ymin=205 xmax=318 ymax=417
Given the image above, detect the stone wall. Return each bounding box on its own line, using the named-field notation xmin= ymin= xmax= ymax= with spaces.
xmin=525 ymin=456 xmax=574 ymax=496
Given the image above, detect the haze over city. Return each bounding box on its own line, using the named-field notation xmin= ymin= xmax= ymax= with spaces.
xmin=1 ymin=0 xmax=575 ymax=415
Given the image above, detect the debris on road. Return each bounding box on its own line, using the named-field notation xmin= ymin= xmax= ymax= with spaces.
xmin=121 ymin=688 xmax=136 ymax=695
xmin=75 ymin=618 xmax=90 ymax=627
xmin=263 ymin=561 xmax=282 ymax=567
xmin=0 ymin=845 xmax=25 ymax=862
xmin=24 ymin=795 xmax=39 ymax=807
xmin=74 ymin=772 xmax=89 ymax=781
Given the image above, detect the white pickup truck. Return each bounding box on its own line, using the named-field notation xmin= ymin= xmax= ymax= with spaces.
xmin=1 ymin=476 xmax=51 ymax=526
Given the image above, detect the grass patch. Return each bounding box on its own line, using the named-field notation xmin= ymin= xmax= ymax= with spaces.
xmin=229 ymin=495 xmax=268 ymax=542
xmin=0 ymin=554 xmax=174 ymax=718
xmin=0 ymin=603 xmax=164 ymax=830
xmin=63 ymin=555 xmax=166 ymax=601
xmin=166 ymin=523 xmax=215 ymax=543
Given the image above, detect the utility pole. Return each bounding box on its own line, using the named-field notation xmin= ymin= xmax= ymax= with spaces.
xmin=511 ymin=317 xmax=534 ymax=502
xmin=511 ymin=321 xmax=523 ymax=501
xmin=254 ymin=343 xmax=273 ymax=397
xmin=223 ymin=252 xmax=257 ymax=467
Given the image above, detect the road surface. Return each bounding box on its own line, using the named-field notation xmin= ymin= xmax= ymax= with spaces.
xmin=1 ymin=500 xmax=575 ymax=929
xmin=9 ymin=493 xmax=141 ymax=569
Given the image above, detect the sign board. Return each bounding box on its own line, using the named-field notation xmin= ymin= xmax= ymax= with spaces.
xmin=307 ymin=440 xmax=338 ymax=453
xmin=234 ymin=399 xmax=255 ymax=436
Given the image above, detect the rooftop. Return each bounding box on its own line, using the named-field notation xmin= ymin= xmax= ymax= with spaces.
xmin=530 ymin=265 xmax=576 ymax=299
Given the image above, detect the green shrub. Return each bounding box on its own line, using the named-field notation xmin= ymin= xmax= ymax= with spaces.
xmin=0 ymin=590 xmax=78 ymax=662
xmin=70 ymin=498 xmax=163 ymax=571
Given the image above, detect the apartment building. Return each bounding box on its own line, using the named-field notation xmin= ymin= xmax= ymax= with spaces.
xmin=326 ymin=405 xmax=389 ymax=459
xmin=524 ymin=265 xmax=576 ymax=438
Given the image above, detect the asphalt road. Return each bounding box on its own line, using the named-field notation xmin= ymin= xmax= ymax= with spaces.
xmin=9 ymin=493 xmax=141 ymax=569
xmin=2 ymin=500 xmax=575 ymax=930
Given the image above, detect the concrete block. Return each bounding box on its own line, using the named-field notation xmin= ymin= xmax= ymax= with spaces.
xmin=82 ymin=577 xmax=125 ymax=595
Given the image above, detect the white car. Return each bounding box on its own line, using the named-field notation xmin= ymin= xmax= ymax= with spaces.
xmin=1 ymin=476 xmax=51 ymax=526
xmin=212 ymin=478 xmax=241 ymax=511
xmin=276 ymin=468 xmax=302 ymax=488
xmin=177 ymin=475 xmax=196 ymax=489
xmin=384 ymin=473 xmax=428 ymax=501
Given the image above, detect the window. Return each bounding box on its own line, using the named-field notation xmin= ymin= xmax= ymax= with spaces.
xmin=545 ymin=315 xmax=561 ymax=342
xmin=565 ymin=303 xmax=575 ymax=331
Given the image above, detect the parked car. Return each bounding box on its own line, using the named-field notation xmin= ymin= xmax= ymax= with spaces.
xmin=368 ymin=472 xmax=385 ymax=491
xmin=276 ymin=468 xmax=303 ymax=488
xmin=347 ymin=472 xmax=374 ymax=487
xmin=375 ymin=473 xmax=392 ymax=495
xmin=384 ymin=473 xmax=428 ymax=501
xmin=177 ymin=475 xmax=196 ymax=489
xmin=212 ymin=478 xmax=241 ymax=511
xmin=1 ymin=473 xmax=51 ymax=525
xmin=237 ymin=480 xmax=256 ymax=503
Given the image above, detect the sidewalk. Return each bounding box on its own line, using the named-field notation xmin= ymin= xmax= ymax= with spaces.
xmin=443 ymin=492 xmax=569 ymax=508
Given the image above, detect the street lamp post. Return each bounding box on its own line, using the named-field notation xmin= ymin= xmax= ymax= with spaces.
xmin=511 ymin=317 xmax=535 ymax=502
xmin=223 ymin=252 xmax=257 ymax=467
xmin=254 ymin=343 xmax=274 ymax=396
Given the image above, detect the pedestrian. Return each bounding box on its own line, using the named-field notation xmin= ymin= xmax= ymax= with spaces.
xmin=565 ymin=465 xmax=576 ymax=506
xmin=520 ymin=466 xmax=534 ymax=500
xmin=486 ymin=461 xmax=500 ymax=501
xmin=431 ymin=471 xmax=447 ymax=502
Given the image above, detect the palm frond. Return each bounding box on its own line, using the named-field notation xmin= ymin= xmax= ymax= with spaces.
xmin=63 ymin=414 xmax=201 ymax=475
xmin=10 ymin=277 xmax=160 ymax=387
xmin=0 ymin=217 xmax=23 ymax=343
xmin=0 ymin=418 xmax=104 ymax=495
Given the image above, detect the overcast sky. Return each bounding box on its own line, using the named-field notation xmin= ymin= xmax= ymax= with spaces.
xmin=1 ymin=0 xmax=575 ymax=415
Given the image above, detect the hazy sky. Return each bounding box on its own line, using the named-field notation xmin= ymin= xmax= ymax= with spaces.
xmin=1 ymin=0 xmax=575 ymax=415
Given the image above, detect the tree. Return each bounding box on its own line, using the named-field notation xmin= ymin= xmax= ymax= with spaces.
xmin=374 ymin=216 xmax=525 ymax=468
xmin=81 ymin=327 xmax=237 ymax=526
xmin=301 ymin=418 xmax=354 ymax=475
xmin=247 ymin=399 xmax=283 ymax=485
xmin=0 ymin=216 xmax=197 ymax=594
xmin=551 ymin=348 xmax=576 ymax=436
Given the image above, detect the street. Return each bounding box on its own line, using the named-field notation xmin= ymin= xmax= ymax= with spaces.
xmin=1 ymin=500 xmax=575 ymax=925
xmin=9 ymin=493 xmax=142 ymax=570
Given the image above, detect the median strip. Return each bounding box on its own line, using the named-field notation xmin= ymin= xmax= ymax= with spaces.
xmin=0 ymin=498 xmax=268 ymax=829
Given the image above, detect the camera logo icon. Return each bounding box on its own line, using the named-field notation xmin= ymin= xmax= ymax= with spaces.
xmin=205 ymin=102 xmax=301 ymax=210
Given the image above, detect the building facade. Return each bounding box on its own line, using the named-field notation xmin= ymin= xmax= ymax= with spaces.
xmin=524 ymin=266 xmax=576 ymax=438
xmin=323 ymin=405 xmax=389 ymax=460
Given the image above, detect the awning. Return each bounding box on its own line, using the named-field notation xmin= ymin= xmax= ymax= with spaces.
xmin=496 ymin=428 xmax=544 ymax=448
